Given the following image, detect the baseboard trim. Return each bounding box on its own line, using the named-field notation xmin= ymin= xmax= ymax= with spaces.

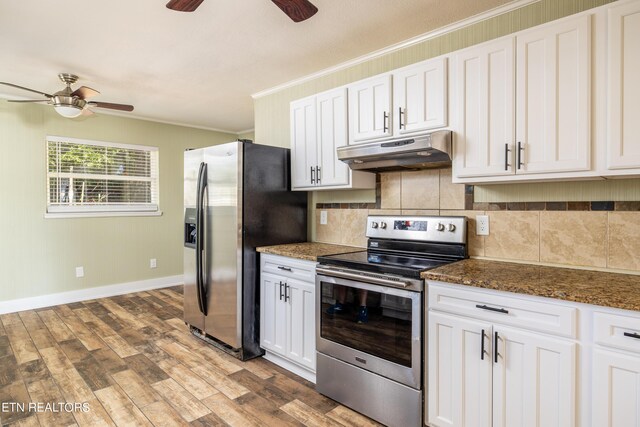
xmin=263 ymin=351 xmax=316 ymax=384
xmin=0 ymin=275 xmax=183 ymax=315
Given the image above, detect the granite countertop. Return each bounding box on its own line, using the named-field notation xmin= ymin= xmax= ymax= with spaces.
xmin=256 ymin=242 xmax=363 ymax=262
xmin=422 ymin=259 xmax=640 ymax=312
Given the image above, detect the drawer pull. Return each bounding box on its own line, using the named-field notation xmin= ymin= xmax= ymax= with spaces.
xmin=624 ymin=332 xmax=640 ymax=340
xmin=277 ymin=266 xmax=292 ymax=272
xmin=476 ymin=304 xmax=509 ymax=314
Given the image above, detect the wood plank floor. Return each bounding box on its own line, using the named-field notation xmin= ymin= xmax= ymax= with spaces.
xmin=0 ymin=286 xmax=381 ymax=426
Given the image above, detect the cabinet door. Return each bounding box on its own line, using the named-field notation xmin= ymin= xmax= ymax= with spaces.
xmin=260 ymin=273 xmax=287 ymax=354
xmin=607 ymin=1 xmax=640 ymax=169
xmin=453 ymin=37 xmax=516 ymax=178
xmin=592 ymin=348 xmax=640 ymax=427
xmin=492 ymin=326 xmax=576 ymax=427
xmin=348 ymin=74 xmax=392 ymax=143
xmin=516 ymin=15 xmax=591 ymax=174
xmin=316 ymin=88 xmax=350 ymax=187
xmin=284 ymin=279 xmax=315 ymax=370
xmin=290 ymin=96 xmax=318 ymax=189
xmin=394 ymin=57 xmax=447 ymax=134
xmin=428 ymin=311 xmax=492 ymax=427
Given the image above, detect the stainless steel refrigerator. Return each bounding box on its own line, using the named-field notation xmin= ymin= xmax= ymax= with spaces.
xmin=183 ymin=140 xmax=307 ymax=360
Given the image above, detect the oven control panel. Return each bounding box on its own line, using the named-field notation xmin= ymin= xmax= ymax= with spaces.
xmin=366 ymin=215 xmax=467 ymax=244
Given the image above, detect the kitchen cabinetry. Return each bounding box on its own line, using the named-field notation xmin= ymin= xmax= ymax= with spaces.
xmin=348 ymin=74 xmax=392 ymax=143
xmin=607 ymin=0 xmax=640 ymax=170
xmin=591 ymin=310 xmax=640 ymax=427
xmin=260 ymin=254 xmax=316 ymax=382
xmin=427 ymin=282 xmax=577 ymax=427
xmin=453 ymin=14 xmax=591 ymax=180
xmin=348 ymin=57 xmax=448 ymax=144
xmin=290 ymin=88 xmax=375 ymax=191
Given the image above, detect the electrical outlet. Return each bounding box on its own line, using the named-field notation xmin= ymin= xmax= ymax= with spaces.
xmin=150 ymin=258 xmax=157 ymax=269
xmin=476 ymin=215 xmax=490 ymax=236
xmin=320 ymin=210 xmax=328 ymax=225
xmin=75 ymin=266 xmax=84 ymax=278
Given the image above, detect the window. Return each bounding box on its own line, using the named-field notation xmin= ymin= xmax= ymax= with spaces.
xmin=46 ymin=136 xmax=159 ymax=216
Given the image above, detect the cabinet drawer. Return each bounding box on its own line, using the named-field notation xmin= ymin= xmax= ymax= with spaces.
xmin=428 ymin=282 xmax=577 ymax=338
xmin=594 ymin=311 xmax=640 ymax=353
xmin=261 ymin=254 xmax=316 ymax=283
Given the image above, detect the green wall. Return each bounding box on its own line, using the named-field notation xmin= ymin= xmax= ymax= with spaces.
xmin=0 ymin=102 xmax=237 ymax=302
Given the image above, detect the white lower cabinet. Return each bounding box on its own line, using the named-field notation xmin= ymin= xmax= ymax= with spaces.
xmin=259 ymin=254 xmax=316 ymax=382
xmin=427 ymin=282 xmax=577 ymax=427
xmin=592 ymin=349 xmax=640 ymax=427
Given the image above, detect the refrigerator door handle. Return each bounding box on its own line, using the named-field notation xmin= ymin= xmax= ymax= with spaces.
xmin=195 ymin=162 xmax=208 ymax=315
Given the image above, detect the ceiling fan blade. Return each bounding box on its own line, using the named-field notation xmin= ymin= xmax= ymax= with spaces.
xmin=89 ymin=101 xmax=134 ymax=112
xmin=7 ymin=99 xmax=49 ymax=103
xmin=166 ymin=0 xmax=204 ymax=12
xmin=71 ymin=86 xmax=100 ymax=100
xmin=0 ymin=82 xmax=53 ymax=98
xmin=271 ymin=0 xmax=318 ymax=22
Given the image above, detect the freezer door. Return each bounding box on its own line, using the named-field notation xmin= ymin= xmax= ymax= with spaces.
xmin=184 ymin=149 xmax=205 ymax=330
xmin=203 ymin=142 xmax=242 ymax=349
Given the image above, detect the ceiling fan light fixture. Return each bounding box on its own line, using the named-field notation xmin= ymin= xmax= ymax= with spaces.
xmin=54 ymin=104 xmax=83 ymax=118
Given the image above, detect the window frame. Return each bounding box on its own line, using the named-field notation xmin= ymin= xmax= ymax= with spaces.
xmin=45 ymin=135 xmax=161 ymax=218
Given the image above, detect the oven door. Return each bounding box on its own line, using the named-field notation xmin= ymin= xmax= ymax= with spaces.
xmin=316 ymin=272 xmax=422 ymax=389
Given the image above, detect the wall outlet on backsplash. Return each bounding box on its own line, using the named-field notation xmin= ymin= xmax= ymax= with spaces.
xmin=476 ymin=215 xmax=489 ymax=236
xmin=320 ymin=210 xmax=328 ymax=225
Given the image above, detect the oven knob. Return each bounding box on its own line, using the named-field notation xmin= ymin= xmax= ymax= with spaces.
xmin=380 ymin=222 xmax=387 ymax=229
xmin=448 ymin=223 xmax=456 ymax=232
xmin=371 ymin=221 xmax=379 ymax=229
xmin=437 ymin=223 xmax=445 ymax=232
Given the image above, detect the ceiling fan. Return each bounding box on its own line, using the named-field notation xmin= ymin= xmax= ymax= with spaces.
xmin=166 ymin=0 xmax=318 ymax=23
xmin=0 ymin=74 xmax=134 ymax=119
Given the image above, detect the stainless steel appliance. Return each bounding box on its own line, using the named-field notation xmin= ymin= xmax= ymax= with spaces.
xmin=315 ymin=215 xmax=467 ymax=427
xmin=336 ymin=130 xmax=452 ymax=172
xmin=184 ymin=140 xmax=307 ymax=360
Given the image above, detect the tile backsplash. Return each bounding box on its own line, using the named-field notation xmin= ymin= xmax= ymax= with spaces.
xmin=314 ymin=168 xmax=640 ymax=273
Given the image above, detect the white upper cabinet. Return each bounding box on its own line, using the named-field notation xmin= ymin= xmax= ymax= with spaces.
xmin=393 ymin=57 xmax=448 ymax=134
xmin=348 ymin=58 xmax=449 ymax=145
xmin=453 ymin=38 xmax=515 ymax=178
xmin=290 ymin=88 xmax=375 ymax=191
xmin=516 ymin=15 xmax=592 ymax=174
xmin=607 ymin=0 xmax=640 ymax=170
xmin=348 ymin=74 xmax=392 ymax=143
xmin=290 ymin=96 xmax=317 ymax=189
xmin=316 ymin=88 xmax=349 ymax=187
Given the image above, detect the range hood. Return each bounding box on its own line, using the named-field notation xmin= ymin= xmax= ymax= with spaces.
xmin=337 ymin=130 xmax=452 ymax=173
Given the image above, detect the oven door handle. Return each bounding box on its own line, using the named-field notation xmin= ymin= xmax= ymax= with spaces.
xmin=316 ymin=267 xmax=412 ymax=289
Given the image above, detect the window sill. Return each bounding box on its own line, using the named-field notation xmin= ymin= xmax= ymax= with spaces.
xmin=44 ymin=211 xmax=163 ymax=219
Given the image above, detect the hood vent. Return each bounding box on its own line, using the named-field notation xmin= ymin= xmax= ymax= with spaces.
xmin=337 ymin=130 xmax=452 ymax=173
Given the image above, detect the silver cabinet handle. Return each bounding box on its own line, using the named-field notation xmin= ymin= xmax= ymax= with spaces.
xmin=398 ymin=107 xmax=404 ymax=129
xmin=517 ymin=141 xmax=524 ymax=169
xmin=481 ymin=329 xmax=486 ymax=360
xmin=279 ymin=281 xmax=284 ymax=300
xmin=504 ymin=143 xmax=511 ymax=171
xmin=494 ymin=331 xmax=500 ymax=364
xmin=316 ymin=166 xmax=321 ymax=183
xmin=310 ymin=166 xmax=315 ymax=184
xmin=284 ymin=283 xmax=290 ymax=302
xmin=383 ymin=111 xmax=389 ymax=133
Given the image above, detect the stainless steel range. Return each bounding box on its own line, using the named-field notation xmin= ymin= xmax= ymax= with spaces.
xmin=315 ymin=215 xmax=467 ymax=427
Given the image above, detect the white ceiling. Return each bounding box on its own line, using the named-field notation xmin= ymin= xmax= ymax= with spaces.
xmin=0 ymin=0 xmax=511 ymax=133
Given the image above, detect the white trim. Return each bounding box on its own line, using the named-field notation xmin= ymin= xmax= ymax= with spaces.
xmin=263 ymin=351 xmax=316 ymax=383
xmin=251 ymin=0 xmax=538 ymax=99
xmin=0 ymin=93 xmax=243 ymax=135
xmin=44 ymin=210 xmax=163 ymax=219
xmin=237 ymin=128 xmax=255 ymax=135
xmin=0 ymin=275 xmax=183 ymax=315
xmin=47 ymin=135 xmax=159 ymax=152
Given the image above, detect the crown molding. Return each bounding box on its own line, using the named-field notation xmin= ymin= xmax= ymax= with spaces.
xmin=251 ymin=0 xmax=537 ymax=99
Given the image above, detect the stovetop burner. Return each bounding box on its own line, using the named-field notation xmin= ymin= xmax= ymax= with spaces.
xmin=317 ymin=215 xmax=468 ymax=280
